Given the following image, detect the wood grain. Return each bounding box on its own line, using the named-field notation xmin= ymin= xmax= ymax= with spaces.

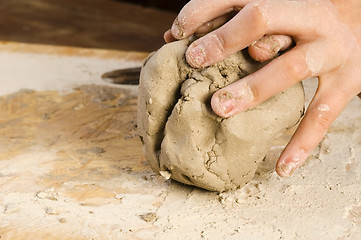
xmin=0 ymin=85 xmax=156 ymax=239
xmin=0 ymin=0 xmax=176 ymax=52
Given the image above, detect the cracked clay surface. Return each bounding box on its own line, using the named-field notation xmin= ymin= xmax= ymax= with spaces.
xmin=138 ymin=39 xmax=305 ymax=192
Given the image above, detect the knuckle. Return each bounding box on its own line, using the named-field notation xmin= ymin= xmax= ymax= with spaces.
xmin=311 ymin=108 xmax=332 ymax=132
xmin=316 ymin=113 xmax=332 ymax=130
xmin=247 ymin=0 xmax=271 ymax=29
xmin=282 ymin=55 xmax=309 ymax=81
xmin=247 ymin=82 xmax=258 ymax=104
xmin=207 ymin=32 xmax=227 ymax=57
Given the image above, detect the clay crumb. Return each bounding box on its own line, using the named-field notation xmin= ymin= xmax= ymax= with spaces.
xmin=318 ymin=104 xmax=330 ymax=112
xmin=159 ymin=171 xmax=172 ymax=180
xmin=4 ymin=203 xmax=19 ymax=214
xmin=88 ymin=147 xmax=105 ymax=154
xmin=36 ymin=188 xmax=59 ymax=201
xmin=114 ymin=194 xmax=125 ymax=200
xmin=76 ymin=147 xmax=105 ymax=155
xmin=45 ymin=207 xmax=57 ymax=215
xmin=140 ymin=212 xmax=158 ymax=223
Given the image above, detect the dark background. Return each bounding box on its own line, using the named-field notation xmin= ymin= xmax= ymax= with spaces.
xmin=0 ymin=0 xmax=190 ymax=52
xmin=114 ymin=0 xmax=189 ymax=12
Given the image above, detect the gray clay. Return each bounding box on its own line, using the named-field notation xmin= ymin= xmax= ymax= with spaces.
xmin=138 ymin=39 xmax=305 ymax=192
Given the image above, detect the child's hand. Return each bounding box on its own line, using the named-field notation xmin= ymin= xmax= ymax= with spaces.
xmin=164 ymin=0 xmax=361 ymax=177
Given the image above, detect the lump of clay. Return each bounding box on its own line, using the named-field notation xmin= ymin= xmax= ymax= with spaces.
xmin=138 ymin=39 xmax=304 ymax=192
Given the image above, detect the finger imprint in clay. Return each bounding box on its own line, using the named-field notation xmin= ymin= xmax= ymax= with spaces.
xmin=138 ymin=39 xmax=305 ymax=192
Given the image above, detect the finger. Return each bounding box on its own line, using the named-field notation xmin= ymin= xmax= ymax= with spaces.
xmin=164 ymin=30 xmax=177 ymax=43
xmin=211 ymin=45 xmax=311 ymax=118
xmin=165 ymin=12 xmax=236 ymax=43
xmin=248 ymin=35 xmax=293 ymax=62
xmin=171 ymin=0 xmax=252 ymax=39
xmin=185 ymin=0 xmax=321 ymax=68
xmin=195 ymin=12 xmax=237 ymax=34
xmin=276 ymin=82 xmax=352 ymax=177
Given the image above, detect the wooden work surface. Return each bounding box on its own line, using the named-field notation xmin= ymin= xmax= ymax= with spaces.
xmin=0 ymin=2 xmax=176 ymax=238
xmin=0 ymin=41 xmax=155 ymax=239
xmin=0 ymin=0 xmax=176 ymax=52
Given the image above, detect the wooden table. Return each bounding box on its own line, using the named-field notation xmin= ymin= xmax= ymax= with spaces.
xmin=0 ymin=0 xmax=176 ymax=52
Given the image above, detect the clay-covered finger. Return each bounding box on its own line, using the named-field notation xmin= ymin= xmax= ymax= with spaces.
xmin=171 ymin=0 xmax=252 ymax=39
xmin=276 ymin=86 xmax=351 ymax=177
xmin=248 ymin=35 xmax=293 ymax=62
xmin=185 ymin=0 xmax=323 ymax=68
xmin=211 ymin=46 xmax=315 ymax=118
xmin=166 ymin=12 xmax=236 ymax=43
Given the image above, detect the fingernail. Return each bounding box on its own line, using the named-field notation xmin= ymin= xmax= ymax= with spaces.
xmin=278 ymin=150 xmax=307 ymax=177
xmin=171 ymin=18 xmax=184 ymax=38
xmin=218 ymin=91 xmax=235 ymax=115
xmin=215 ymin=84 xmax=254 ymax=116
xmin=187 ymin=44 xmax=207 ymax=68
xmin=270 ymin=40 xmax=281 ymax=53
xmin=279 ymin=162 xmax=298 ymax=177
xmin=252 ymin=36 xmax=282 ymax=61
xmin=264 ymin=36 xmax=281 ymax=52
